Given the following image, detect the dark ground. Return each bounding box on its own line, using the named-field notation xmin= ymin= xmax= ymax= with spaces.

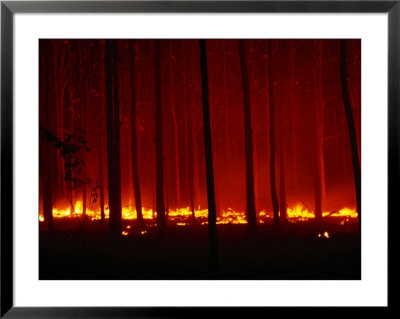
xmin=39 ymin=220 xmax=361 ymax=280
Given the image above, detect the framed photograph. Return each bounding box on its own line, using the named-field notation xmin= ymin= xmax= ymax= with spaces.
xmin=1 ymin=0 xmax=393 ymax=317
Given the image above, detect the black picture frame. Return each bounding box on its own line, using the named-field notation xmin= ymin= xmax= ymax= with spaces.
xmin=1 ymin=1 xmax=394 ymax=317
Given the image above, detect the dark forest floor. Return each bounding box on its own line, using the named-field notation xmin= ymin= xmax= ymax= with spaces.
xmin=39 ymin=220 xmax=360 ymax=280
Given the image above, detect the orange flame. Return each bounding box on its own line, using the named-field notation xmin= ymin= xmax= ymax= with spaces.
xmin=39 ymin=202 xmax=358 ymax=225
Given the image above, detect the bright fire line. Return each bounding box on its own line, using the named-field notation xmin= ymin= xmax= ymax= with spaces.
xmin=39 ymin=202 xmax=358 ymax=224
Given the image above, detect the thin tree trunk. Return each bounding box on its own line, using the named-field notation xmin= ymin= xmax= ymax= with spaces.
xmin=199 ymin=39 xmax=218 ymax=277
xmin=277 ymin=49 xmax=287 ymax=223
xmin=290 ymin=40 xmax=298 ymax=192
xmin=317 ymin=42 xmax=327 ymax=211
xmin=105 ymin=40 xmax=122 ymax=238
xmin=183 ymin=41 xmax=196 ymax=224
xmin=78 ymin=41 xmax=87 ymax=221
xmin=98 ymin=41 xmax=106 ymax=223
xmin=169 ymin=43 xmax=181 ymax=207
xmin=340 ymin=40 xmax=361 ymax=225
xmin=223 ymin=41 xmax=231 ymax=197
xmin=238 ymin=40 xmax=258 ymax=234
xmin=313 ymin=40 xmax=323 ymax=221
xmin=40 ymin=40 xmax=55 ymax=231
xmin=154 ymin=40 xmax=167 ymax=233
xmin=129 ymin=41 xmax=144 ymax=228
xmin=268 ymin=40 xmax=280 ymax=225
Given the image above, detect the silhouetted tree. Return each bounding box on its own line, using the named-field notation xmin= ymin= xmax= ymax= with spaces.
xmin=268 ymin=40 xmax=280 ymax=225
xmin=154 ymin=40 xmax=167 ymax=233
xmin=312 ymin=40 xmax=324 ymax=221
xmin=39 ymin=126 xmax=91 ymax=229
xmin=199 ymin=39 xmax=218 ymax=276
xmin=183 ymin=41 xmax=196 ymax=224
xmin=276 ymin=42 xmax=287 ymax=223
xmin=290 ymin=40 xmax=298 ymax=191
xmin=62 ymin=43 xmax=75 ymax=213
xmin=78 ymin=41 xmax=88 ymax=220
xmin=40 ymin=40 xmax=55 ymax=231
xmin=129 ymin=41 xmax=145 ymax=228
xmin=340 ymin=40 xmax=361 ymax=225
xmin=98 ymin=41 xmax=106 ymax=223
xmin=105 ymin=40 xmax=122 ymax=238
xmin=238 ymin=40 xmax=258 ymax=234
xmin=169 ymin=42 xmax=181 ymax=207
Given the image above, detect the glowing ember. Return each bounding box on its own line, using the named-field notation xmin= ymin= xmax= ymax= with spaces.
xmin=121 ymin=231 xmax=129 ymax=236
xmin=318 ymin=231 xmax=330 ymax=238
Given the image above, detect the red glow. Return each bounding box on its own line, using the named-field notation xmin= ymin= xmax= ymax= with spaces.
xmin=39 ymin=39 xmax=361 ymax=230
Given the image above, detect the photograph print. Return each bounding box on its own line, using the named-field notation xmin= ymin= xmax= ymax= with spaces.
xmin=39 ymin=39 xmax=361 ymax=280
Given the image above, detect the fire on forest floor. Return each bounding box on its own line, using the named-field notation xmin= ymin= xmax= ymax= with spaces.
xmin=39 ymin=202 xmax=358 ymax=235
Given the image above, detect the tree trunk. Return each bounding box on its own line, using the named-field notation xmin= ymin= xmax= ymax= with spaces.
xmin=169 ymin=43 xmax=181 ymax=208
xmin=313 ymin=40 xmax=323 ymax=221
xmin=290 ymin=40 xmax=298 ymax=192
xmin=199 ymin=39 xmax=218 ymax=277
xmin=223 ymin=41 xmax=232 ymax=201
xmin=40 ymin=40 xmax=55 ymax=231
xmin=277 ymin=49 xmax=287 ymax=223
xmin=183 ymin=41 xmax=196 ymax=224
xmin=238 ymin=40 xmax=258 ymax=234
xmin=340 ymin=40 xmax=361 ymax=225
xmin=98 ymin=41 xmax=106 ymax=223
xmin=268 ymin=40 xmax=280 ymax=225
xmin=317 ymin=43 xmax=327 ymax=209
xmin=78 ymin=41 xmax=88 ymax=221
xmin=105 ymin=40 xmax=122 ymax=238
xmin=62 ymin=43 xmax=74 ymax=212
xmin=154 ymin=40 xmax=167 ymax=233
xmin=129 ymin=41 xmax=145 ymax=228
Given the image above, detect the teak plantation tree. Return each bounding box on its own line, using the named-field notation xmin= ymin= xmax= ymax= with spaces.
xmin=154 ymin=40 xmax=167 ymax=233
xmin=199 ymin=39 xmax=219 ymax=276
xmin=39 ymin=40 xmax=55 ymax=232
xmin=340 ymin=39 xmax=361 ymax=225
xmin=129 ymin=40 xmax=145 ymax=229
xmin=312 ymin=39 xmax=324 ymax=222
xmin=277 ymin=41 xmax=288 ymax=224
xmin=105 ymin=40 xmax=123 ymax=238
xmin=183 ymin=40 xmax=197 ymax=224
xmin=238 ymin=40 xmax=258 ymax=234
xmin=268 ymin=40 xmax=280 ymax=225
